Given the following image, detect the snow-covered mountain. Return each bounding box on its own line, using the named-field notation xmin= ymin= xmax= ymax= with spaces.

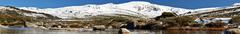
xmin=17 ymin=1 xmax=240 ymax=19
xmin=18 ymin=1 xmax=193 ymax=19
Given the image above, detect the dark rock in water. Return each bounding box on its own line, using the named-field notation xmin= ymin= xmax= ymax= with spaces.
xmin=126 ymin=21 xmax=135 ymax=30
xmin=93 ymin=25 xmax=106 ymax=30
xmin=224 ymin=30 xmax=236 ymax=34
xmin=51 ymin=25 xmax=58 ymax=28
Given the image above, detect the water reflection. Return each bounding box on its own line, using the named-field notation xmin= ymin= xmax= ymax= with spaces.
xmin=0 ymin=28 xmax=225 ymax=34
xmin=0 ymin=29 xmax=26 ymax=34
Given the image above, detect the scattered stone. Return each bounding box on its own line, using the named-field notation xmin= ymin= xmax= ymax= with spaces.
xmin=93 ymin=25 xmax=106 ymax=30
xmin=110 ymin=22 xmax=124 ymax=28
xmin=107 ymin=26 xmax=113 ymax=29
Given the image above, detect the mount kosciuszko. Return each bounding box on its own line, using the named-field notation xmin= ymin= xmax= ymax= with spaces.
xmin=18 ymin=1 xmax=230 ymax=19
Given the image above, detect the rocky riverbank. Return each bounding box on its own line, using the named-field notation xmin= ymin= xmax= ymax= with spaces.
xmin=225 ymin=28 xmax=240 ymax=34
xmin=0 ymin=11 xmax=238 ymax=31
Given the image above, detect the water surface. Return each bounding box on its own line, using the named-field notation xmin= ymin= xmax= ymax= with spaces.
xmin=0 ymin=28 xmax=225 ymax=34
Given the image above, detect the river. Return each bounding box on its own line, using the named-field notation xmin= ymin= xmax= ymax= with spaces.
xmin=0 ymin=28 xmax=226 ymax=34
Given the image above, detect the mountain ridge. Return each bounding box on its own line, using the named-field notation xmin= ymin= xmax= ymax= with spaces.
xmin=18 ymin=1 xmax=193 ymax=19
xmin=17 ymin=1 xmax=240 ymax=19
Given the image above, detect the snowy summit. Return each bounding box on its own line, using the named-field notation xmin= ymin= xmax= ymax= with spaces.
xmin=18 ymin=1 xmax=193 ymax=19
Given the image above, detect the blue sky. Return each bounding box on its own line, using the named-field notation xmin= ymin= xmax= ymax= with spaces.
xmin=1 ymin=0 xmax=240 ymax=9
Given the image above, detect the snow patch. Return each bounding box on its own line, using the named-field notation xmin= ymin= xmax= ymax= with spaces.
xmin=23 ymin=13 xmax=47 ymax=17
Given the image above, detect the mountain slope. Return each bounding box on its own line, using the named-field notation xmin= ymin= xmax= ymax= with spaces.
xmin=185 ymin=4 xmax=240 ymax=18
xmin=19 ymin=1 xmax=193 ymax=19
xmin=0 ymin=6 xmax=59 ymax=21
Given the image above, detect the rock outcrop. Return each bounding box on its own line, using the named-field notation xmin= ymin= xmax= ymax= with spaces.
xmin=225 ymin=28 xmax=240 ymax=34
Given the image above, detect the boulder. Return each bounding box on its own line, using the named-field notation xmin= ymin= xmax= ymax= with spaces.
xmin=205 ymin=22 xmax=227 ymax=28
xmin=93 ymin=25 xmax=106 ymax=30
xmin=118 ymin=28 xmax=130 ymax=34
xmin=225 ymin=28 xmax=240 ymax=34
xmin=126 ymin=21 xmax=135 ymax=30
